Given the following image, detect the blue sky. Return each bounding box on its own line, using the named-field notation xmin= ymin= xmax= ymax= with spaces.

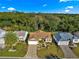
xmin=0 ymin=0 xmax=79 ymax=13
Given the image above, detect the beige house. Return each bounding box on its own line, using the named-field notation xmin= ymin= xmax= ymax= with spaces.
xmin=28 ymin=30 xmax=52 ymax=45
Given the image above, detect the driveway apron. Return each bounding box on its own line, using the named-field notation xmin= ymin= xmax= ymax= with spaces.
xmin=25 ymin=45 xmax=39 ymax=59
xmin=59 ymin=45 xmax=77 ymax=58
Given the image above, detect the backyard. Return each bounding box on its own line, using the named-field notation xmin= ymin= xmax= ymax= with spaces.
xmin=0 ymin=42 xmax=27 ymax=57
xmin=37 ymin=43 xmax=64 ymax=58
xmin=72 ymin=43 xmax=79 ymax=57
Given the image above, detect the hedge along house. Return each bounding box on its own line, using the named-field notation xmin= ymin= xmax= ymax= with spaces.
xmin=0 ymin=29 xmax=6 ymax=49
xmin=28 ymin=30 xmax=52 ymax=45
xmin=15 ymin=31 xmax=28 ymax=42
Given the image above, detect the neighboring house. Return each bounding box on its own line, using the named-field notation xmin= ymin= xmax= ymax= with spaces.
xmin=0 ymin=29 xmax=6 ymax=49
xmin=15 ymin=31 xmax=28 ymax=41
xmin=73 ymin=32 xmax=79 ymax=43
xmin=53 ymin=32 xmax=73 ymax=45
xmin=28 ymin=30 xmax=52 ymax=45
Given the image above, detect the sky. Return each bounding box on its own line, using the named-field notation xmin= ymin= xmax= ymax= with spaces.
xmin=0 ymin=0 xmax=79 ymax=14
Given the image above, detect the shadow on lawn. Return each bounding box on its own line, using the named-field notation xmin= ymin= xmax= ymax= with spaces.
xmin=45 ymin=54 xmax=61 ymax=59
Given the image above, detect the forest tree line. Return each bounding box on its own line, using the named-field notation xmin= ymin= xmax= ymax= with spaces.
xmin=0 ymin=12 xmax=79 ymax=32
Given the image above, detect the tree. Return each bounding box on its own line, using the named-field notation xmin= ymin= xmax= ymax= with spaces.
xmin=0 ymin=12 xmax=79 ymax=32
xmin=5 ymin=32 xmax=18 ymax=48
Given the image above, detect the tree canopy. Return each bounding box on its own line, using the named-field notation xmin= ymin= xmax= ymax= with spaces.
xmin=0 ymin=12 xmax=79 ymax=32
xmin=5 ymin=32 xmax=18 ymax=47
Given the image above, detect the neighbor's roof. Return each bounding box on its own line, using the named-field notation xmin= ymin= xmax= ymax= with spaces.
xmin=55 ymin=32 xmax=73 ymax=41
xmin=74 ymin=31 xmax=79 ymax=38
xmin=15 ymin=31 xmax=28 ymax=38
xmin=29 ymin=30 xmax=52 ymax=40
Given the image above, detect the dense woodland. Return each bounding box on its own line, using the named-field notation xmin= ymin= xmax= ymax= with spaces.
xmin=0 ymin=12 xmax=79 ymax=32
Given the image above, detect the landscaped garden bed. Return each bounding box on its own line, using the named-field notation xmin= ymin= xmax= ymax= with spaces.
xmin=37 ymin=43 xmax=64 ymax=58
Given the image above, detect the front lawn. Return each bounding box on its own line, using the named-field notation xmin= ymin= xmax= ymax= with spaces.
xmin=72 ymin=43 xmax=79 ymax=57
xmin=37 ymin=43 xmax=64 ymax=58
xmin=0 ymin=42 xmax=27 ymax=57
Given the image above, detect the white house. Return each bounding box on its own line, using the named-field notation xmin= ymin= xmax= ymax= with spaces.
xmin=54 ymin=32 xmax=79 ymax=45
xmin=15 ymin=31 xmax=28 ymax=41
xmin=0 ymin=29 xmax=6 ymax=49
xmin=0 ymin=38 xmax=5 ymax=48
xmin=53 ymin=32 xmax=73 ymax=45
xmin=73 ymin=32 xmax=79 ymax=43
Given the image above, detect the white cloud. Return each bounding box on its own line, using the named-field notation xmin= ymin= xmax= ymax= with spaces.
xmin=8 ymin=7 xmax=16 ymax=11
xmin=60 ymin=0 xmax=68 ymax=2
xmin=1 ymin=6 xmax=6 ymax=9
xmin=65 ymin=6 xmax=74 ymax=9
xmin=65 ymin=9 xmax=70 ymax=13
xmin=43 ymin=4 xmax=47 ymax=7
xmin=60 ymin=0 xmax=79 ymax=2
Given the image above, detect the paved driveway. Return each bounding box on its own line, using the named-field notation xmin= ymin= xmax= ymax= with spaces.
xmin=25 ymin=45 xmax=38 ymax=59
xmin=59 ymin=45 xmax=77 ymax=58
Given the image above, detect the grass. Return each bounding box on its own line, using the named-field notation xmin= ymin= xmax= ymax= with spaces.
xmin=37 ymin=43 xmax=64 ymax=58
xmin=72 ymin=43 xmax=79 ymax=57
xmin=0 ymin=42 xmax=27 ymax=57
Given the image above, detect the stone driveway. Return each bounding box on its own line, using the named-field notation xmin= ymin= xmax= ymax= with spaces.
xmin=59 ymin=45 xmax=77 ymax=58
xmin=24 ymin=45 xmax=38 ymax=59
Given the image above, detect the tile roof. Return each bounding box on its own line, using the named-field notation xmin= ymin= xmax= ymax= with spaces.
xmin=29 ymin=30 xmax=52 ymax=40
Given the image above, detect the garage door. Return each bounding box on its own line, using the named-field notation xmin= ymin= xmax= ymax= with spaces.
xmin=58 ymin=41 xmax=69 ymax=45
xmin=28 ymin=41 xmax=38 ymax=45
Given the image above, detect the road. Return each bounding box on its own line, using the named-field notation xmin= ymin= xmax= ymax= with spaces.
xmin=59 ymin=45 xmax=77 ymax=58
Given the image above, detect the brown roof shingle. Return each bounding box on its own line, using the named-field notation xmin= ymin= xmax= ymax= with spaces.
xmin=29 ymin=30 xmax=52 ymax=40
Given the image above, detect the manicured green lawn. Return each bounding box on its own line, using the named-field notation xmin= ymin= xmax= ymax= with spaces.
xmin=37 ymin=43 xmax=64 ymax=58
xmin=72 ymin=43 xmax=79 ymax=57
xmin=0 ymin=43 xmax=27 ymax=57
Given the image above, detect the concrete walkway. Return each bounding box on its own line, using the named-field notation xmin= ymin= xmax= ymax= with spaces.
xmin=59 ymin=45 xmax=77 ymax=58
xmin=24 ymin=45 xmax=39 ymax=59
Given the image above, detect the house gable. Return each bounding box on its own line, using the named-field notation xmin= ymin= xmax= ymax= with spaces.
xmin=29 ymin=30 xmax=52 ymax=42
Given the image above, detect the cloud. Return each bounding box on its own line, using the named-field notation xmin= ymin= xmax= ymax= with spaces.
xmin=43 ymin=4 xmax=47 ymax=7
xmin=65 ymin=6 xmax=74 ymax=9
xmin=8 ymin=7 xmax=16 ymax=11
xmin=60 ymin=0 xmax=68 ymax=2
xmin=60 ymin=0 xmax=79 ymax=2
xmin=1 ymin=6 xmax=6 ymax=9
xmin=65 ymin=9 xmax=70 ymax=12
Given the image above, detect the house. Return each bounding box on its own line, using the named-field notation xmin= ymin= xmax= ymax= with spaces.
xmin=28 ymin=30 xmax=52 ymax=45
xmin=73 ymin=32 xmax=79 ymax=43
xmin=0 ymin=29 xmax=6 ymax=49
xmin=53 ymin=32 xmax=73 ymax=45
xmin=15 ymin=31 xmax=28 ymax=41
